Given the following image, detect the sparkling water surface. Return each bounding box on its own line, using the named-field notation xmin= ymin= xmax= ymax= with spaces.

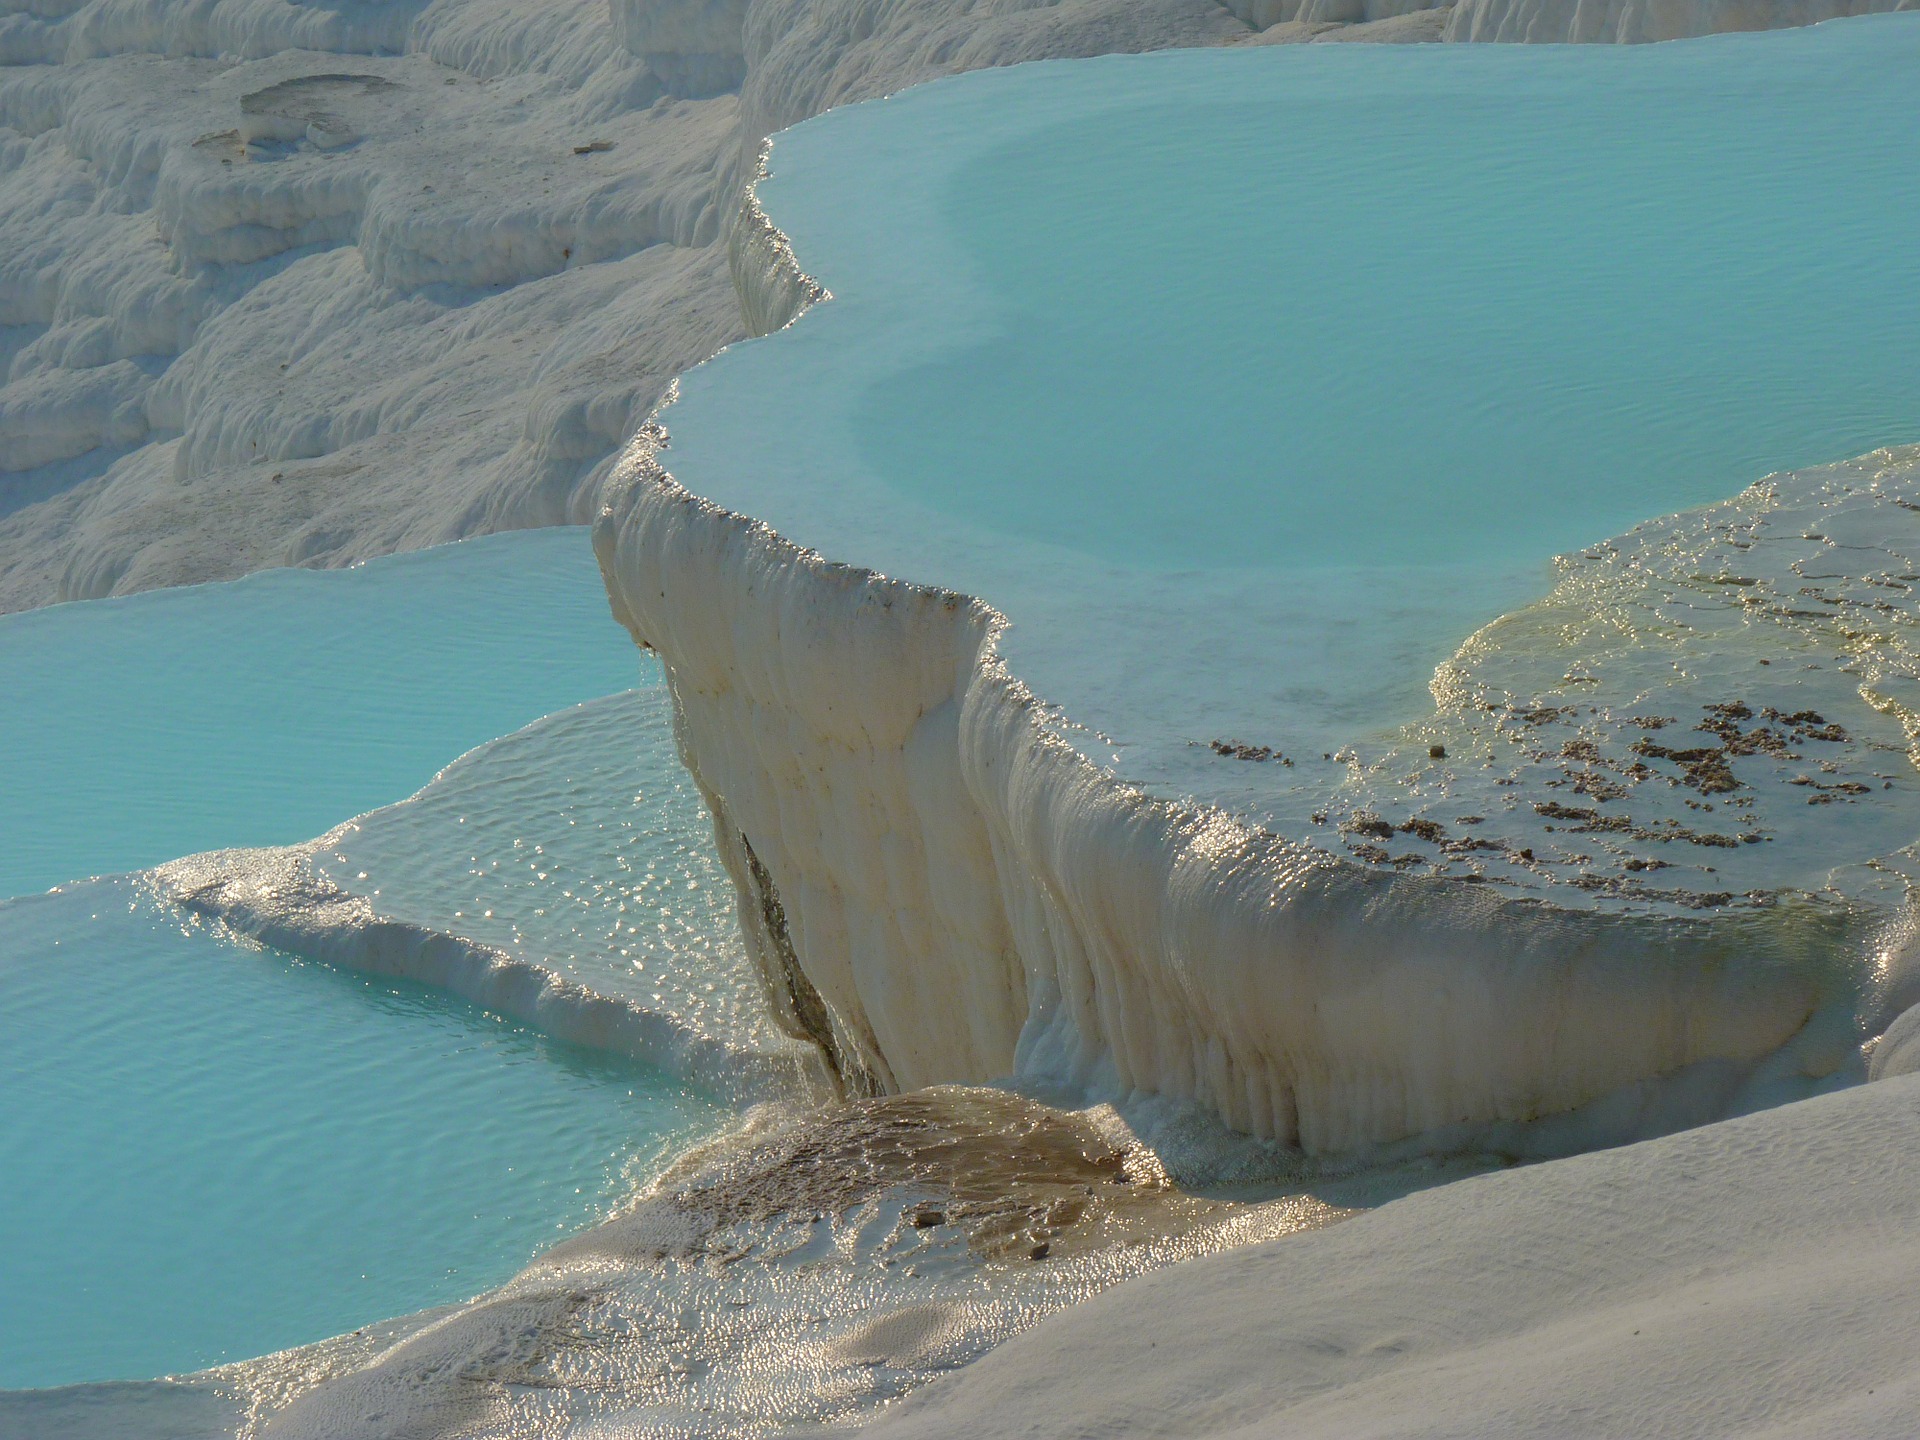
xmin=0 ymin=880 xmax=719 ymax=1390
xmin=313 ymin=691 xmax=747 ymax=1025
xmin=0 ymin=527 xmax=646 ymax=899
xmin=305 ymin=690 xmax=804 ymax=1077
xmin=0 ymin=529 xmax=744 ymax=1390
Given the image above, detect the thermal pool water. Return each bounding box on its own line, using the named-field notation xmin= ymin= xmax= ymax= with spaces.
xmin=0 ymin=880 xmax=718 ymax=1389
xmin=657 ymin=17 xmax=1920 ymax=905
xmin=0 ymin=527 xmax=646 ymax=899
xmin=311 ymin=691 xmax=759 ymax=1054
xmin=152 ymin=688 xmax=820 ymax=1097
xmin=0 ymin=529 xmax=753 ymax=1394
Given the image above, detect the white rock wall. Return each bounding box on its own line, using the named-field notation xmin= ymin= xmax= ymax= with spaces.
xmin=613 ymin=0 xmax=751 ymax=96
xmin=0 ymin=0 xmax=767 ymax=605
xmin=595 ymin=418 xmax=1868 ymax=1157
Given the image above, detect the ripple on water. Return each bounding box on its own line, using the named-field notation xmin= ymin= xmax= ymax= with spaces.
xmin=308 ymin=689 xmax=791 ymax=1063
xmin=0 ymin=880 xmax=722 ymax=1390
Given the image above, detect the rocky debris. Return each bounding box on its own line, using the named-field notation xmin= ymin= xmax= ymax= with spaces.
xmin=1764 ymin=707 xmax=1850 ymax=744
xmin=1342 ymin=813 xmax=1394 ymax=840
xmin=1569 ymin=873 xmax=1739 ymax=908
xmin=1532 ymin=800 xmax=1751 ymax=849
xmin=1259 ymin=455 xmax=1918 ymax=914
xmin=1630 ymin=738 xmax=1742 ymax=795
xmin=1210 ymin=739 xmax=1292 ymax=764
xmin=1441 ymin=836 xmax=1506 ymax=855
xmin=1566 ymin=770 xmax=1631 ymax=801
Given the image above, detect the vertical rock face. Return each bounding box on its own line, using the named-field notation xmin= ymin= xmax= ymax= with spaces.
xmin=594 ymin=429 xmax=1031 ymax=1105
xmin=724 ymin=147 xmax=824 ymax=337
xmin=595 ymin=421 xmax=1867 ymax=1161
xmin=592 ymin=23 xmax=1920 ymax=1158
xmin=613 ymin=0 xmax=751 ymax=96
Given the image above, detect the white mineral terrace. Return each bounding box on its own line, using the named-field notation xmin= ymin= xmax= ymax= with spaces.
xmin=597 ymin=18 xmax=1920 ymax=1156
xmin=9 ymin=0 xmax=1920 ymax=1431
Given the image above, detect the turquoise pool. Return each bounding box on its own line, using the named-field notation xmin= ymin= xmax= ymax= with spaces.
xmin=0 ymin=880 xmax=718 ymax=1389
xmin=0 ymin=527 xmax=648 ymax=899
xmin=0 ymin=528 xmax=744 ymax=1390
xmin=868 ymin=82 xmax=1920 ymax=574
xmin=660 ymin=17 xmax=1920 ymax=828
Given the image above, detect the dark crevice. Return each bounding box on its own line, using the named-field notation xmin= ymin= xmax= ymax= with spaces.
xmin=739 ymin=832 xmax=882 ymax=1099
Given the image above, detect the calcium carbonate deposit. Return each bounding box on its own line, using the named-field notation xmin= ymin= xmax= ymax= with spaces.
xmin=9 ymin=0 xmax=1920 ymax=1435
xmin=600 ymin=18 xmax=1920 ymax=1162
xmin=158 ymin=688 xmax=824 ymax=1101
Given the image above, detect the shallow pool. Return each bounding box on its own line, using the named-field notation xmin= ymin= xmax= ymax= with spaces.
xmin=0 ymin=880 xmax=719 ymax=1389
xmin=869 ymin=82 xmax=1918 ymax=575
xmin=308 ymin=689 xmax=800 ymax=1077
xmin=0 ymin=527 xmax=647 ymax=899
xmin=661 ymin=17 xmax=1920 ymax=837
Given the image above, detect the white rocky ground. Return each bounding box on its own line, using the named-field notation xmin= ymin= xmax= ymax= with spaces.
xmin=3 ymin=0 xmax=1909 ymax=611
xmin=0 ymin=0 xmax=1245 ymax=610
xmin=859 ymin=1072 xmax=1920 ymax=1439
